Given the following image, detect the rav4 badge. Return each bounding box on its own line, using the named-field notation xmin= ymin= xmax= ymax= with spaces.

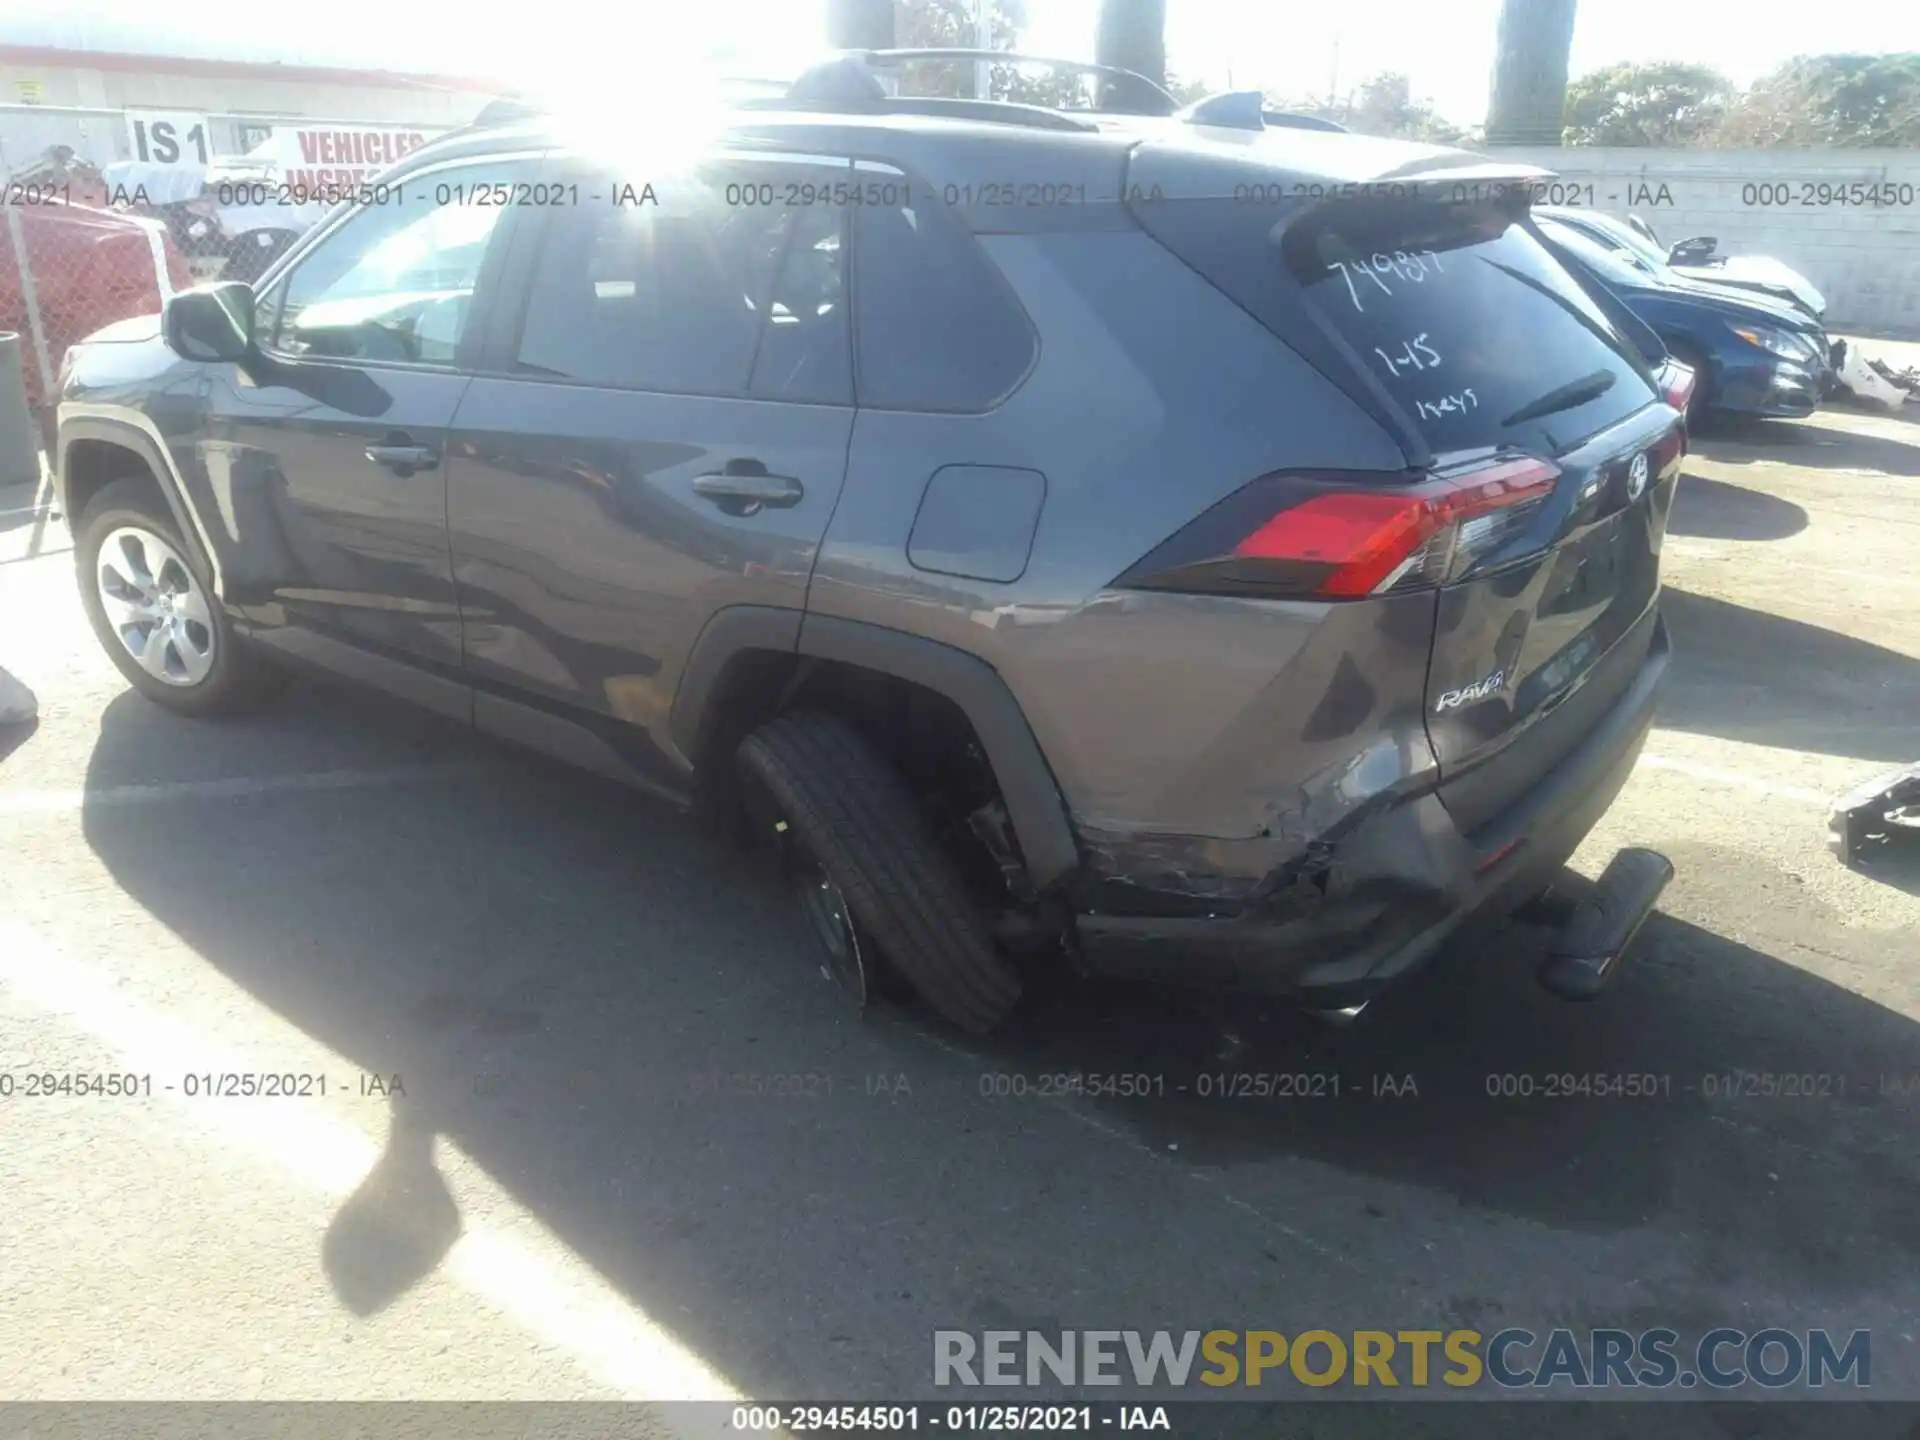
xmin=1436 ymin=669 xmax=1506 ymax=711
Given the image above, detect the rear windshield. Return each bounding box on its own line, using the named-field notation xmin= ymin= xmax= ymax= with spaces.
xmin=1280 ymin=198 xmax=1657 ymax=455
xmin=1133 ymin=190 xmax=1658 ymax=458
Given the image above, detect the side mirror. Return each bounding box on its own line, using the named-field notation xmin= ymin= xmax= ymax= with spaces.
xmin=162 ymin=282 xmax=255 ymax=364
xmin=1669 ymin=237 xmax=1717 ymax=266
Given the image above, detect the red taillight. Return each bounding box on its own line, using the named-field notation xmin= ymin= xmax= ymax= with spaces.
xmin=1657 ymin=358 xmax=1696 ymax=415
xmin=1233 ymin=490 xmax=1437 ymax=594
xmin=1117 ymin=456 xmax=1561 ymax=601
xmin=1235 ymin=456 xmax=1558 ymax=597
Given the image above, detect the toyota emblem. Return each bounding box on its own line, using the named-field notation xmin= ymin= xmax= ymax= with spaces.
xmin=1627 ymin=452 xmax=1650 ymax=502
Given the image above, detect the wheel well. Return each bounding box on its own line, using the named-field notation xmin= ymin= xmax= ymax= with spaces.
xmin=696 ymin=650 xmax=1031 ymax=899
xmin=62 ymin=439 xmax=164 ymax=526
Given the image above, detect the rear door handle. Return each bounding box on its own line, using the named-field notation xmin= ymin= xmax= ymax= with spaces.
xmin=365 ymin=443 xmax=439 ymax=474
xmin=691 ymin=468 xmax=803 ymax=515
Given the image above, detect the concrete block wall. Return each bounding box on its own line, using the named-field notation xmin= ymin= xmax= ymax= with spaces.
xmin=1487 ymin=147 xmax=1920 ymax=336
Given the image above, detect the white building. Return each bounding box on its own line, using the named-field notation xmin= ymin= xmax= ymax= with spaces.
xmin=0 ymin=43 xmax=505 ymax=173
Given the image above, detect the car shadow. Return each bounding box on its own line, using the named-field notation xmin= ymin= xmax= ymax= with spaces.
xmin=1656 ymin=588 xmax=1920 ymax=765
xmin=1668 ymin=470 xmax=1808 ymax=541
xmin=77 ymin=679 xmax=1920 ymax=1401
xmin=973 ymin=877 xmax=1919 ymax=1267
xmin=0 ymin=714 xmax=35 ymax=764
xmin=1690 ymin=415 xmax=1920 ymax=476
xmin=0 ymin=481 xmax=53 ymax=542
xmin=1842 ymin=836 xmax=1920 ymax=900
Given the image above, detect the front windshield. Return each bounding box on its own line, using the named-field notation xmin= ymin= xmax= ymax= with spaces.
xmin=1586 ymin=212 xmax=1668 ymax=268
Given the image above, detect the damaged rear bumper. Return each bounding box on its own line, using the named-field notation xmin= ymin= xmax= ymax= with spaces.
xmin=1068 ymin=616 xmax=1671 ymax=1006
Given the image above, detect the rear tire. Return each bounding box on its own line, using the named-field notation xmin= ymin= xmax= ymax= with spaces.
xmin=736 ymin=711 xmax=1022 ymax=1034
xmin=75 ymin=478 xmax=285 ymax=718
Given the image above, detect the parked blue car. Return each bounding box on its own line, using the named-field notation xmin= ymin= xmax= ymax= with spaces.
xmin=1533 ymin=213 xmax=1833 ymax=422
xmin=1536 ymin=206 xmax=1826 ymax=322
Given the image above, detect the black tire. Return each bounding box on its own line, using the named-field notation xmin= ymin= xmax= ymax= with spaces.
xmin=737 ymin=710 xmax=1023 ymax=1034
xmin=75 ymin=478 xmax=285 ymax=717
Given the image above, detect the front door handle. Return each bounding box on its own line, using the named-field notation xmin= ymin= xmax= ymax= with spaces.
xmin=365 ymin=442 xmax=439 ymax=475
xmin=692 ymin=464 xmax=803 ymax=516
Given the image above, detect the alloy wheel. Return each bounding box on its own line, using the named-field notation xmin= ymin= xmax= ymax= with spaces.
xmin=95 ymin=526 xmax=215 ymax=687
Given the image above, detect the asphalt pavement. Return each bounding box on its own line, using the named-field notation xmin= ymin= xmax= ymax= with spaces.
xmin=0 ymin=401 xmax=1916 ymax=1434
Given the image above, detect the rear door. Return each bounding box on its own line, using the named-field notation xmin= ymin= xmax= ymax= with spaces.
xmin=1277 ymin=197 xmax=1681 ymax=830
xmin=446 ymin=147 xmax=855 ymax=767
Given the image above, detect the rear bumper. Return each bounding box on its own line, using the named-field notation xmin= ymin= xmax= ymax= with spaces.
xmin=1071 ymin=613 xmax=1671 ymax=1004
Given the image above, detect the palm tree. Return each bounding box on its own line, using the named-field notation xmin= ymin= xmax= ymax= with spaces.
xmin=1095 ymin=0 xmax=1167 ymax=87
xmin=827 ymin=0 xmax=896 ymax=50
xmin=1484 ymin=0 xmax=1578 ymax=145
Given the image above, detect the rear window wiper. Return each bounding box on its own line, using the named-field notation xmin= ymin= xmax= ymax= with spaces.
xmin=1501 ymin=368 xmax=1617 ymax=427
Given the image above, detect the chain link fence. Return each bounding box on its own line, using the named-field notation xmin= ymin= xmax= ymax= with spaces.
xmin=1 ymin=104 xmax=456 ymax=451
xmin=0 ymin=199 xmax=188 ymax=450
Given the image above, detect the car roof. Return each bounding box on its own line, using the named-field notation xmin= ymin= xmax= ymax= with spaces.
xmin=394 ymin=104 xmax=1539 ymax=201
xmin=1536 ymin=213 xmax=1818 ymax=326
xmin=1536 ymin=206 xmax=1639 ymax=240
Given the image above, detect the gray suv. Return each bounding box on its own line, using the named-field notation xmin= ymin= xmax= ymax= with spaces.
xmin=55 ymin=54 xmax=1679 ymax=1034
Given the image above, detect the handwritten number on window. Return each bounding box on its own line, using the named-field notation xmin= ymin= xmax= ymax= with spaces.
xmin=1329 ymin=249 xmax=1445 ymax=313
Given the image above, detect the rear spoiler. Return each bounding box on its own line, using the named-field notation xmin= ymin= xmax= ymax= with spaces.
xmin=1125 ymin=138 xmax=1557 ymax=216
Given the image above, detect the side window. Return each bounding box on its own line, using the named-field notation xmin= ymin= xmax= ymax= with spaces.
xmin=751 ymin=202 xmax=850 ymax=404
xmin=851 ymin=179 xmax=1036 ymax=412
xmin=513 ymin=159 xmax=851 ymax=404
xmin=267 ymin=159 xmax=533 ymax=366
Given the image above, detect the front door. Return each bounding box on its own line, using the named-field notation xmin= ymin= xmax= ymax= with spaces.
xmin=203 ymin=154 xmax=541 ymax=677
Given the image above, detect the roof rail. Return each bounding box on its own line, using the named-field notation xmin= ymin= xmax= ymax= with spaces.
xmin=446 ymin=57 xmax=1304 ymax=142
xmin=862 ymin=49 xmax=1179 ymax=113
xmin=472 ymin=93 xmax=544 ymax=127
xmin=777 ymin=49 xmax=1180 ymax=117
xmin=429 ymin=93 xmax=543 ymax=146
xmin=783 ymin=54 xmax=889 ymax=110
xmin=743 ymin=89 xmax=1103 ymax=132
xmin=877 ymin=97 xmax=1101 ymax=131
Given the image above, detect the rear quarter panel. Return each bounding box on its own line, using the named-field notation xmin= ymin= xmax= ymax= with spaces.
xmin=808 ymin=227 xmax=1437 ymax=887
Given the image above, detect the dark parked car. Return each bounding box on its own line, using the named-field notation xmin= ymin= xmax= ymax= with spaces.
xmin=1539 ymin=206 xmax=1826 ymax=322
xmin=55 ymin=54 xmax=1681 ymax=1033
xmin=1535 ymin=213 xmax=1832 ymax=422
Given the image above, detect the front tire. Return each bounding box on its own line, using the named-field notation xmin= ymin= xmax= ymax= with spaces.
xmin=736 ymin=711 xmax=1022 ymax=1034
xmin=75 ymin=478 xmax=283 ymax=717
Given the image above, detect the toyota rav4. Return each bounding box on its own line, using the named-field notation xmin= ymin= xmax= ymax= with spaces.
xmin=55 ymin=55 xmax=1679 ymax=1033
